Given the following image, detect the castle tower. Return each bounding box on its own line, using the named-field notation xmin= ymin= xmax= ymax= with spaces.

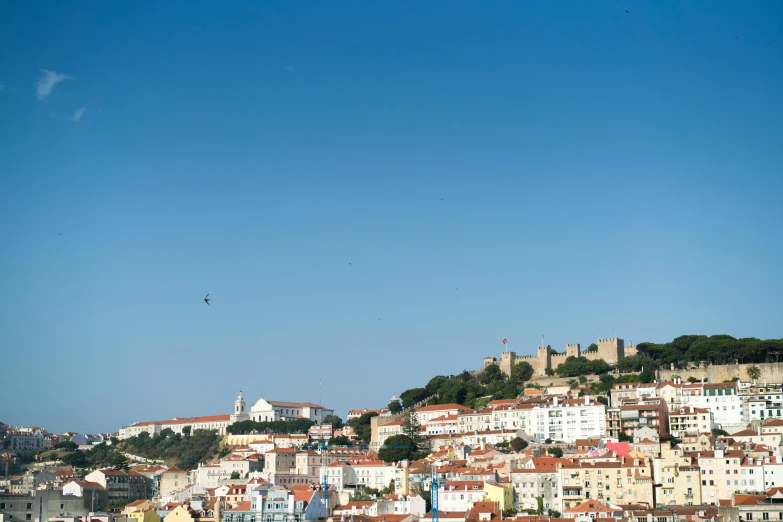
xmin=566 ymin=344 xmax=581 ymax=358
xmin=537 ymin=346 xmax=552 ymax=374
xmin=230 ymin=390 xmax=250 ymax=424
xmin=597 ymin=338 xmax=625 ymax=364
xmin=499 ymin=352 xmax=517 ymax=377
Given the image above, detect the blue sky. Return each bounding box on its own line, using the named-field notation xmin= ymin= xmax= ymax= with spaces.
xmin=1 ymin=1 xmax=782 ymax=434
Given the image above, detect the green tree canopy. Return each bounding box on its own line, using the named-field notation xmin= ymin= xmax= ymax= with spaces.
xmin=555 ymin=357 xmax=610 ymax=377
xmin=54 ymin=440 xmax=78 ymax=451
xmin=328 ymin=436 xmax=351 ymax=446
xmin=388 ymin=400 xmax=402 ymax=414
xmin=480 ymin=364 xmax=503 ymax=384
xmin=510 ymin=437 xmax=528 ymax=452
xmin=399 ymin=388 xmax=429 ymax=409
xmin=347 ymin=412 xmax=378 ymax=444
xmin=511 ymin=362 xmax=534 ymax=382
xmin=547 ymin=447 xmax=563 ymax=458
xmin=227 ymin=419 xmax=314 ymax=435
xmin=323 ymin=415 xmax=344 ymax=429
xmin=62 ymin=450 xmax=88 ymax=467
xmin=425 ymin=376 xmax=449 ymax=396
xmin=378 ymin=434 xmax=418 ymax=463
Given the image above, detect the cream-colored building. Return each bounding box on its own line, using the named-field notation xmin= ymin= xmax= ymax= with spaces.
xmin=377 ymin=420 xmax=404 ymax=448
xmin=159 ymin=467 xmax=188 ymax=498
xmin=696 ymin=449 xmax=744 ymax=504
xmin=557 ymin=457 xmax=653 ymax=510
xmin=653 ymin=445 xmax=702 ymax=506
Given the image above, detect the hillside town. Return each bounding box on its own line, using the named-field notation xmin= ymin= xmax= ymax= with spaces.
xmin=5 ymin=346 xmax=783 ymax=522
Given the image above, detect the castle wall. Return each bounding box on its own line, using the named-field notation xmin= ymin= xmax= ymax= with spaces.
xmin=659 ymin=362 xmax=783 ymax=384
xmin=487 ymin=338 xmax=628 ymax=376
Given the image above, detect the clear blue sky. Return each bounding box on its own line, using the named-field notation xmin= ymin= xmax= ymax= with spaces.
xmin=1 ymin=1 xmax=782 ymax=434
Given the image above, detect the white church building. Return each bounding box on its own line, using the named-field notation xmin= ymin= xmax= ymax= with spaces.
xmin=118 ymin=392 xmax=333 ymax=439
xmin=248 ymin=398 xmax=334 ymax=424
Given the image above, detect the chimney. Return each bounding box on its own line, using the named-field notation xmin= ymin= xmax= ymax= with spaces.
xmin=585 ymin=395 xmax=589 ymax=406
xmin=758 ymin=424 xmax=762 ymax=436
xmin=553 ymin=396 xmax=558 ymax=407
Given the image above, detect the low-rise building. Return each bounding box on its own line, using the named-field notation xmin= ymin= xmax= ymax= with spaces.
xmin=84 ymin=469 xmax=149 ymax=500
xmin=669 ymin=406 xmax=713 ymax=438
xmin=437 ymin=481 xmax=485 ymax=512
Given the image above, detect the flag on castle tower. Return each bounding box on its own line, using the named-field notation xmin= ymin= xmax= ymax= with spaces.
xmin=502 ymin=338 xmax=507 ymax=345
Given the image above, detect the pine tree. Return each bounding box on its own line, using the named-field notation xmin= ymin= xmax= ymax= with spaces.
xmin=401 ymin=409 xmax=427 ymax=458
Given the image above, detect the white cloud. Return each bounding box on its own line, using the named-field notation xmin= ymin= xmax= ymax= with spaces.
xmin=69 ymin=107 xmax=86 ymax=122
xmin=37 ymin=70 xmax=72 ymax=100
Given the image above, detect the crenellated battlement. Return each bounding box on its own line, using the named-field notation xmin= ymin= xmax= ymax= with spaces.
xmin=485 ymin=336 xmax=628 ymax=376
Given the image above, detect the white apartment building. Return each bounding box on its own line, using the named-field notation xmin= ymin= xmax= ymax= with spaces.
xmin=510 ymin=466 xmax=560 ymax=513
xmin=377 ymin=421 xmax=404 ymax=448
xmin=425 ymin=415 xmax=459 ymax=436
xmin=415 ymin=404 xmax=469 ymax=425
xmin=669 ymin=406 xmax=713 ymax=438
xmin=530 ymin=397 xmax=606 ymax=443
xmin=351 ymin=460 xmax=396 ymax=490
xmin=118 ymin=414 xmax=231 ymax=439
xmin=456 ymin=397 xmax=605 ymax=444
xmin=437 ymin=481 xmax=485 ymax=512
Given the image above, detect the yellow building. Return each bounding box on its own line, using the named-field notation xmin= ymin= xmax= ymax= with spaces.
xmin=128 ymin=509 xmax=161 ymax=522
xmin=123 ymin=500 xmax=151 ymax=515
xmin=164 ymin=506 xmax=196 ymax=522
xmin=484 ymin=482 xmax=513 ymax=511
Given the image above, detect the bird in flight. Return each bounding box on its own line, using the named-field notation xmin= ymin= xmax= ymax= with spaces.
xmin=349 ymin=262 xmax=352 ymax=265
xmin=204 ymin=294 xmax=210 ymax=305
xmin=626 ymin=9 xmax=629 ymax=13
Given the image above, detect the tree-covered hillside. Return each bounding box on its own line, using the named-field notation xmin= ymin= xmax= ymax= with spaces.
xmin=399 ymin=361 xmax=539 ymax=410
xmin=118 ymin=428 xmax=222 ymax=469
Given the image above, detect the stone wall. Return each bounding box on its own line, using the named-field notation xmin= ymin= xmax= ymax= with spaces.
xmin=487 ymin=338 xmax=632 ymax=377
xmin=659 ymin=362 xmax=783 ymax=383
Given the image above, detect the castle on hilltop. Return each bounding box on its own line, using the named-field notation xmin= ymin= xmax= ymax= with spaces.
xmin=484 ymin=337 xmax=637 ymax=377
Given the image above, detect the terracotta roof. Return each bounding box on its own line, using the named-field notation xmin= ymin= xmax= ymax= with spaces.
xmin=564 ymin=500 xmax=616 ymax=513
xmin=229 ymin=502 xmax=252 ymax=512
xmin=165 ymin=466 xmax=185 ymax=473
xmin=416 ymin=404 xmax=467 ymax=413
xmin=421 ymin=512 xmax=467 ymax=520
xmin=442 ymin=480 xmax=484 ymax=490
xmin=731 ymin=429 xmax=759 ymax=437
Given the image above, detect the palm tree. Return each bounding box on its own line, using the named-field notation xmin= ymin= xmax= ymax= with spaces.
xmin=747 ymin=365 xmax=761 ymax=382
